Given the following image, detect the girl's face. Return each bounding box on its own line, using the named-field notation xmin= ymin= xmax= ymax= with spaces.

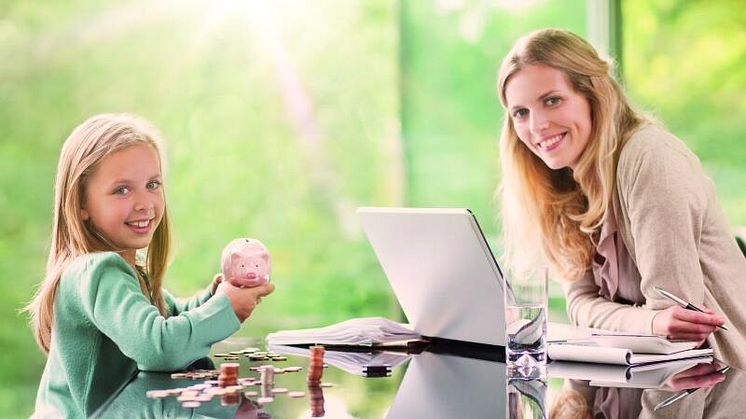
xmin=81 ymin=144 xmax=164 ymax=265
xmin=504 ymin=64 xmax=592 ymax=170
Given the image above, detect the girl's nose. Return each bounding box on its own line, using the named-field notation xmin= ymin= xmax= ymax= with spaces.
xmin=134 ymin=194 xmax=155 ymax=212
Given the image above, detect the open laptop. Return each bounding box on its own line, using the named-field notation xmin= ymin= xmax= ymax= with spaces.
xmin=358 ymin=207 xmax=506 ymax=348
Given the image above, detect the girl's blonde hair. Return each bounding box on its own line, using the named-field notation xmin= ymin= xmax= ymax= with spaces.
xmin=497 ymin=29 xmax=647 ymax=281
xmin=27 ymin=113 xmax=171 ymax=353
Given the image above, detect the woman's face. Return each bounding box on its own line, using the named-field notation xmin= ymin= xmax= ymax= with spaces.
xmin=504 ymin=64 xmax=592 ymax=170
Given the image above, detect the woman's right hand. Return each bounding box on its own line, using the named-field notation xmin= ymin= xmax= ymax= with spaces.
xmin=216 ymin=281 xmax=275 ymax=323
xmin=652 ymin=305 xmax=725 ymax=344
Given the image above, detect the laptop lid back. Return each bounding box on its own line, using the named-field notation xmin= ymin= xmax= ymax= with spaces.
xmin=358 ymin=207 xmax=506 ymax=346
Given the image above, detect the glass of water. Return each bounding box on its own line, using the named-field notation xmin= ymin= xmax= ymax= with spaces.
xmin=504 ymin=266 xmax=548 ymax=378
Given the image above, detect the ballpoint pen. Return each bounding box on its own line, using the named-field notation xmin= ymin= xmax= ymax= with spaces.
xmin=654 ymin=287 xmax=729 ymax=331
xmin=653 ymin=366 xmax=730 ymax=411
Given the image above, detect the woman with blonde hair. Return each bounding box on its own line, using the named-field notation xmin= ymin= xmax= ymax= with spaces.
xmin=497 ymin=28 xmax=746 ymax=368
xmin=27 ymin=113 xmax=274 ymax=417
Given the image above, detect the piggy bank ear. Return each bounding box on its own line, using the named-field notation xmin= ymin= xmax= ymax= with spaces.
xmin=258 ymin=250 xmax=269 ymax=260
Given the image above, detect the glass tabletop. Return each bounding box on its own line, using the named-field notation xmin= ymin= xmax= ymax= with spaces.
xmin=95 ymin=337 xmax=746 ymax=418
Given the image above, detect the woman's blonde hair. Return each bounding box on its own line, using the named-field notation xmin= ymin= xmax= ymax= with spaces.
xmin=497 ymin=28 xmax=647 ymax=281
xmin=27 ymin=113 xmax=171 ymax=353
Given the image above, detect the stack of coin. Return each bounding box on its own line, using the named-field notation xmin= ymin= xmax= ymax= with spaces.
xmin=308 ymin=383 xmax=325 ymax=417
xmin=260 ymin=365 xmax=274 ymax=387
xmin=306 ymin=345 xmax=325 ymax=383
xmin=218 ymin=362 xmax=239 ymax=387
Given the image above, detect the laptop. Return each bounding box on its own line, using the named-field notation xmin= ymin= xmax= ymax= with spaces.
xmin=358 ymin=207 xmax=506 ymax=348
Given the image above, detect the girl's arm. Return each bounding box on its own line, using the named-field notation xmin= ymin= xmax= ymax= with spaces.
xmin=162 ymin=275 xmax=221 ymax=315
xmin=79 ymin=253 xmax=241 ymax=371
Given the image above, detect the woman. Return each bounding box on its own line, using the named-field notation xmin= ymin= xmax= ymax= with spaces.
xmin=497 ymin=28 xmax=745 ymax=369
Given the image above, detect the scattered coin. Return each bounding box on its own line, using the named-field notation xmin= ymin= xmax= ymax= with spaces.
xmin=257 ymin=397 xmax=274 ymax=404
xmin=271 ymin=387 xmax=288 ymax=394
xmin=288 ymin=391 xmax=306 ymax=398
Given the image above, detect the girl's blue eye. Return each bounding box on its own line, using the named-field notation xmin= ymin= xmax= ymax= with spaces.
xmin=147 ymin=180 xmax=161 ymax=191
xmin=114 ymin=186 xmax=130 ymax=195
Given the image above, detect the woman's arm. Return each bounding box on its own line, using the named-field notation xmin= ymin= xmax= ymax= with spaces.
xmin=618 ymin=129 xmax=724 ymax=338
xmin=564 ymin=270 xmax=658 ymax=333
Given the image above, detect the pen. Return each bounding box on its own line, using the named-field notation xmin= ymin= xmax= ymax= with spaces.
xmin=654 ymin=287 xmax=729 ymax=331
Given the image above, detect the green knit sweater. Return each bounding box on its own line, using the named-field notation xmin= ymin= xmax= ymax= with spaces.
xmin=33 ymin=252 xmax=240 ymax=418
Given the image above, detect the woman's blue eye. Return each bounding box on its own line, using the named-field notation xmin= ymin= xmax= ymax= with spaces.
xmin=513 ymin=108 xmax=528 ymax=118
xmin=147 ymin=180 xmax=161 ymax=190
xmin=545 ymin=96 xmax=561 ymax=106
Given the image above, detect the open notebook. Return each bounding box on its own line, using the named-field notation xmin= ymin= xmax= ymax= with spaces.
xmin=548 ymin=335 xmax=712 ymax=366
xmin=266 ymin=317 xmax=422 ymax=348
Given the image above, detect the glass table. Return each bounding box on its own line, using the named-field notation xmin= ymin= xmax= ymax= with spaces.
xmin=94 ymin=337 xmax=746 ymax=418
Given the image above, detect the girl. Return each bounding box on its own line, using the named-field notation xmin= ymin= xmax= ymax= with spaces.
xmin=27 ymin=114 xmax=274 ymax=417
xmin=497 ymin=29 xmax=746 ymax=368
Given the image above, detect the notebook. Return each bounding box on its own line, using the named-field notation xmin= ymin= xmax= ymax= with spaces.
xmin=357 ymin=207 xmax=507 ymax=347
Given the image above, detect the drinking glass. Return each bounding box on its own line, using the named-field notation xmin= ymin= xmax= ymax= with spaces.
xmin=504 ymin=266 xmax=548 ymax=378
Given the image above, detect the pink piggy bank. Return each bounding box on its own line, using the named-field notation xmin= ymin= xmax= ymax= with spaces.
xmin=220 ymin=238 xmax=271 ymax=288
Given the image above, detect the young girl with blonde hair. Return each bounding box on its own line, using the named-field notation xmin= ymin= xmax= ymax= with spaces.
xmin=27 ymin=113 xmax=274 ymax=417
xmin=497 ymin=29 xmax=746 ymax=369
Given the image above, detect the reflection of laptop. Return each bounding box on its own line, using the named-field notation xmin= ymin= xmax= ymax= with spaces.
xmin=387 ymin=351 xmax=507 ymax=419
xmin=358 ymin=207 xmax=506 ymax=347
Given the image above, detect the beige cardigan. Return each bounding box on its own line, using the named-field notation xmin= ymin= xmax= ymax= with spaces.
xmin=564 ymin=124 xmax=746 ymax=369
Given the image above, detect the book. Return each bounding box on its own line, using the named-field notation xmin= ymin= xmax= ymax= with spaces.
xmin=549 ymin=356 xmax=714 ymax=389
xmin=547 ymin=342 xmax=713 ymax=366
xmin=268 ymin=343 xmax=412 ymax=376
xmin=265 ymin=317 xmax=423 ymax=348
xmin=589 ymin=333 xmax=700 ymax=354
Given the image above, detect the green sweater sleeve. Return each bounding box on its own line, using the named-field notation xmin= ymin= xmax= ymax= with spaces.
xmin=78 ymin=253 xmax=240 ymax=371
xmin=162 ymin=286 xmax=213 ymax=316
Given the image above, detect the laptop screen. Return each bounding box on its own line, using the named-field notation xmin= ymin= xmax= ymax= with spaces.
xmin=358 ymin=207 xmax=506 ymax=346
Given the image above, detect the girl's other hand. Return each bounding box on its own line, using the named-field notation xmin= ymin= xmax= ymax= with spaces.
xmin=216 ymin=281 xmax=275 ymax=323
xmin=210 ymin=273 xmax=224 ymax=296
xmin=652 ymin=305 xmax=725 ymax=344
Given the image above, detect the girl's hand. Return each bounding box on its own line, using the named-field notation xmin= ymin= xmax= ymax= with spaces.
xmin=210 ymin=273 xmax=224 ymax=296
xmin=216 ymin=281 xmax=275 ymax=323
xmin=652 ymin=305 xmax=725 ymax=344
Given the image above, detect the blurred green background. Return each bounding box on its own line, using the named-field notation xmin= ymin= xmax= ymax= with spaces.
xmin=1 ymin=0 xmax=744 ymax=417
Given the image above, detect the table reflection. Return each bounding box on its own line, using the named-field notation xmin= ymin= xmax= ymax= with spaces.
xmin=92 ymin=339 xmax=746 ymax=418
